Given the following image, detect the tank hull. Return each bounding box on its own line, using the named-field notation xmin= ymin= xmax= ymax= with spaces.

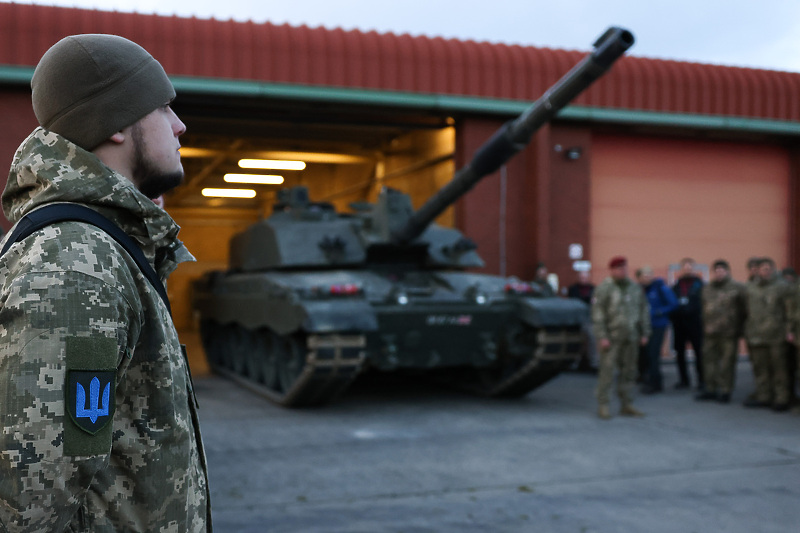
xmin=193 ymin=269 xmax=588 ymax=406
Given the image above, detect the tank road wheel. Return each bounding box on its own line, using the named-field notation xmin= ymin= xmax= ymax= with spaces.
xmin=241 ymin=328 xmax=263 ymax=382
xmin=448 ymin=323 xmax=577 ymax=398
xmin=275 ymin=333 xmax=307 ymax=394
xmin=256 ymin=330 xmax=279 ymax=390
xmin=199 ymin=319 xmax=225 ymax=368
xmin=227 ymin=326 xmax=250 ymax=376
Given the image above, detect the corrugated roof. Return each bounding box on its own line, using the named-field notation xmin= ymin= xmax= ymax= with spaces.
xmin=1 ymin=3 xmax=799 ymax=122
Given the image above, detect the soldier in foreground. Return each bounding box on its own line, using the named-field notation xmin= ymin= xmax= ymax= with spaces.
xmin=698 ymin=260 xmax=747 ymax=403
xmin=592 ymin=256 xmax=651 ymax=419
xmin=743 ymin=257 xmax=794 ymax=411
xmin=0 ymin=35 xmax=210 ymax=531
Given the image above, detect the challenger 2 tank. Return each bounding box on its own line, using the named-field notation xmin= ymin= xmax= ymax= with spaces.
xmin=193 ymin=27 xmax=635 ymax=406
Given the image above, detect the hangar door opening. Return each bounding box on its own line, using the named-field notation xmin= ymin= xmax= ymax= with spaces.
xmin=164 ymin=94 xmax=456 ymax=372
xmin=590 ymin=134 xmax=790 ymax=282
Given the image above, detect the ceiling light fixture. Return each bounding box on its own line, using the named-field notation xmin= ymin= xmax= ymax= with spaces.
xmin=238 ymin=159 xmax=306 ymax=171
xmin=224 ymin=174 xmax=285 ymax=185
xmin=202 ymin=188 xmax=256 ymax=198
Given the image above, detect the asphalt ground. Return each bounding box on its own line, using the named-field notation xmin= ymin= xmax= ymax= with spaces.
xmin=195 ymin=360 xmax=800 ymax=533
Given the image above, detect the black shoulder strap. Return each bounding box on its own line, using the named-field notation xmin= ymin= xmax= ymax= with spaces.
xmin=0 ymin=204 xmax=171 ymax=315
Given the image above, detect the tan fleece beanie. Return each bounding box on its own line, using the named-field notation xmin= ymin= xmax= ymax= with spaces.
xmin=31 ymin=34 xmax=176 ymax=151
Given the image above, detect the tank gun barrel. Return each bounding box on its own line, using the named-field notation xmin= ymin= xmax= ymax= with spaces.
xmin=391 ymin=26 xmax=635 ymax=245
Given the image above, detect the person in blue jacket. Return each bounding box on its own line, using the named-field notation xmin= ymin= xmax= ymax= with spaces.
xmin=638 ymin=266 xmax=679 ymax=393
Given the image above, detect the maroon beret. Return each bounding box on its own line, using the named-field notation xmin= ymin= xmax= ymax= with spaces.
xmin=609 ymin=256 xmax=627 ymax=268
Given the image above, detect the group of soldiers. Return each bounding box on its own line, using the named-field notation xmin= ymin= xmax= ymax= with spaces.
xmin=589 ymin=255 xmax=799 ymax=420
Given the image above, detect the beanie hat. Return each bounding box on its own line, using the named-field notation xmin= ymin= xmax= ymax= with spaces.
xmin=608 ymin=256 xmax=627 ymax=268
xmin=31 ymin=34 xmax=176 ymax=151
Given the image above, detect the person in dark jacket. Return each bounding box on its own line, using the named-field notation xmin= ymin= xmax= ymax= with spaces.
xmin=638 ymin=266 xmax=678 ymax=393
xmin=671 ymin=257 xmax=705 ymax=390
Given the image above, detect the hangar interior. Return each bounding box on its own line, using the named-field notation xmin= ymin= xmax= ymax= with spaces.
xmin=165 ymin=94 xmax=458 ymax=338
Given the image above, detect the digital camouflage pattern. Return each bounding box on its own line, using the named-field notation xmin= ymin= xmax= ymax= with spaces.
xmin=591 ymin=277 xmax=651 ymax=343
xmin=0 ymin=128 xmax=209 ymax=532
xmin=702 ymin=277 xmax=747 ymax=338
xmin=744 ymin=276 xmax=793 ymax=345
xmin=702 ymin=277 xmax=747 ymax=395
xmin=744 ymin=275 xmax=794 ymax=405
xmin=591 ymin=277 xmax=651 ymax=407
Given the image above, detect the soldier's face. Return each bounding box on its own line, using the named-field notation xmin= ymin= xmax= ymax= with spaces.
xmin=611 ymin=265 xmax=627 ymax=281
xmin=713 ymin=266 xmax=729 ymax=282
xmin=758 ymin=263 xmax=773 ymax=279
xmin=130 ymin=104 xmax=186 ymax=199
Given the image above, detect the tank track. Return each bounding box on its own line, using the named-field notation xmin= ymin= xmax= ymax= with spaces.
xmin=201 ymin=320 xmax=581 ymax=406
xmin=442 ymin=325 xmax=584 ymax=398
xmin=201 ymin=320 xmax=366 ymax=407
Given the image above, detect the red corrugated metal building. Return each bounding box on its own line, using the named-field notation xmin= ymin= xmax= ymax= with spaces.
xmin=2 ymin=3 xmax=800 ymax=337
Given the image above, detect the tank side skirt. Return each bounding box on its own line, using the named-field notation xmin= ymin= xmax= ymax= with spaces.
xmin=467 ymin=325 xmax=584 ymax=397
xmin=207 ymin=329 xmax=366 ymax=407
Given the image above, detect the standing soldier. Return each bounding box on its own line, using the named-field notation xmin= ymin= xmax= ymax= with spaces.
xmin=781 ymin=267 xmax=799 ymax=406
xmin=744 ymin=257 xmax=795 ymax=411
xmin=0 ymin=35 xmax=210 ymax=530
xmin=592 ymin=256 xmax=651 ymax=419
xmin=698 ymin=260 xmax=747 ymax=403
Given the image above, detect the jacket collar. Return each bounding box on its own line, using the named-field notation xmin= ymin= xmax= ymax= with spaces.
xmin=3 ymin=128 xmax=194 ymax=277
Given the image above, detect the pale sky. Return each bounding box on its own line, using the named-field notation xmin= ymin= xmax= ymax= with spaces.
xmin=11 ymin=0 xmax=800 ymax=73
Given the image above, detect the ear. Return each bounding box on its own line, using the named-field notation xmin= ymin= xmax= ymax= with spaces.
xmin=108 ymin=131 xmax=125 ymax=144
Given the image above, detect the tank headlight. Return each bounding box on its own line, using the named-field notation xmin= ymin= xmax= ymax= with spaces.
xmin=475 ymin=293 xmax=488 ymax=305
xmin=397 ymin=293 xmax=409 ymax=305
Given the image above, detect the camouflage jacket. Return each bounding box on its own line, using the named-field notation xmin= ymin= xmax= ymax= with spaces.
xmin=0 ymin=129 xmax=210 ymax=532
xmin=744 ymin=275 xmax=793 ymax=345
xmin=591 ymin=277 xmax=652 ymax=343
xmin=702 ymin=277 xmax=747 ymax=338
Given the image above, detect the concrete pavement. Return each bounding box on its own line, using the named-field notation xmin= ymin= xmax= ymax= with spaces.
xmin=196 ymin=361 xmax=800 ymax=532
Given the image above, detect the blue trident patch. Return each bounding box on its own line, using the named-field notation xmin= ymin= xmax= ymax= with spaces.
xmin=67 ymin=370 xmax=116 ymax=435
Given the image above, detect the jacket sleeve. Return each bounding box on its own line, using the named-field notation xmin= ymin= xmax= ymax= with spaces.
xmin=736 ymin=284 xmax=748 ymax=339
xmin=0 ymin=268 xmax=140 ymax=531
xmin=783 ymin=282 xmax=796 ymax=337
xmin=591 ymin=283 xmax=610 ymax=340
xmin=639 ymin=287 xmax=652 ymax=339
xmin=659 ymin=283 xmax=679 ymax=316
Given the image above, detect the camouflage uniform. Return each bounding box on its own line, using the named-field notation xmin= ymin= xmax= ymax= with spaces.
xmin=701 ymin=277 xmax=747 ymax=396
xmin=591 ymin=277 xmax=651 ymax=408
xmin=744 ymin=275 xmax=793 ymax=406
xmin=0 ymin=129 xmax=210 ymax=531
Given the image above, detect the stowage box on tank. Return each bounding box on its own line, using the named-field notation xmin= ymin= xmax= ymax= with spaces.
xmin=192 ymin=27 xmax=635 ymax=406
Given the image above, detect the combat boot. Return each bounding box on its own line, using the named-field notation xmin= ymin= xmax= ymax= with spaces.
xmin=620 ymin=404 xmax=645 ymax=417
xmin=597 ymin=404 xmax=612 ymax=420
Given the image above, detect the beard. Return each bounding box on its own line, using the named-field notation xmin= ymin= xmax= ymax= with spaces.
xmin=131 ymin=123 xmax=184 ymax=200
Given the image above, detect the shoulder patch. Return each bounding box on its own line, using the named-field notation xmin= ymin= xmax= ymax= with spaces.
xmin=64 ymin=336 xmax=117 ymax=456
xmin=66 ymin=370 xmax=116 ymax=434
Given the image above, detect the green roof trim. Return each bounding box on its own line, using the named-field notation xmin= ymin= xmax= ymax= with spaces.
xmin=0 ymin=64 xmax=34 ymax=85
xmin=3 ymin=65 xmax=800 ymax=136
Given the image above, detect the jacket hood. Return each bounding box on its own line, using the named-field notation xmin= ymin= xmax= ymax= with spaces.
xmin=3 ymin=128 xmax=193 ymax=276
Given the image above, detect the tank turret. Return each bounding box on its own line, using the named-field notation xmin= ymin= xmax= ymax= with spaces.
xmin=193 ymin=27 xmax=634 ymax=406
